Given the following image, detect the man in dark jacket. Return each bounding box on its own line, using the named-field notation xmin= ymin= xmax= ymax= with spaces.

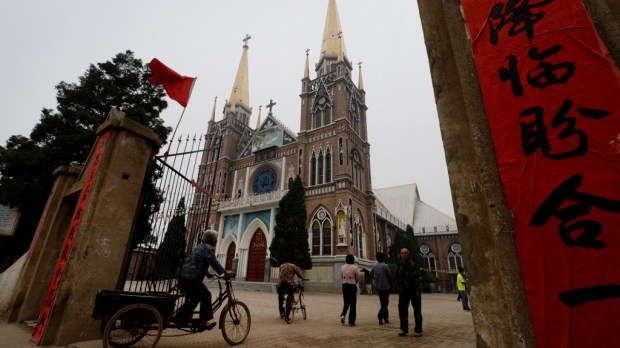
xmin=396 ymin=248 xmax=423 ymax=337
xmin=175 ymin=230 xmax=232 ymax=330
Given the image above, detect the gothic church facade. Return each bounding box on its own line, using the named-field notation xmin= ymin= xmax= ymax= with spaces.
xmin=194 ymin=0 xmax=380 ymax=289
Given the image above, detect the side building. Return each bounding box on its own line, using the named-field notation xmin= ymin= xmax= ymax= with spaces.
xmin=375 ymin=184 xmax=463 ymax=292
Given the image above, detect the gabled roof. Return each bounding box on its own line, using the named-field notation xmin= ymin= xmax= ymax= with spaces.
xmin=374 ymin=183 xmax=457 ymax=235
xmin=239 ymin=114 xmax=297 ymax=157
xmin=374 ymin=183 xmax=419 ymax=225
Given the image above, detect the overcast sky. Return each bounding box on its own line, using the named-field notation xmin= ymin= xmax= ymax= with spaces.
xmin=0 ymin=0 xmax=455 ymax=217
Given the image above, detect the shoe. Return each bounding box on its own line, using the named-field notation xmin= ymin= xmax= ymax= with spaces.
xmin=413 ymin=332 xmax=422 ymax=337
xmin=340 ymin=315 xmax=345 ymax=324
xmin=280 ymin=313 xmax=285 ymax=319
xmin=398 ymin=331 xmax=408 ymax=336
xmin=349 ymin=323 xmax=356 ymax=326
xmin=384 ymin=319 xmax=389 ymax=324
xmin=379 ymin=318 xmax=384 ymax=325
xmin=205 ymin=320 xmax=217 ymax=330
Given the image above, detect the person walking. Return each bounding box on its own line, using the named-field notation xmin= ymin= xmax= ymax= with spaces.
xmin=457 ymin=267 xmax=471 ymax=311
xmin=175 ymin=230 xmax=232 ymax=331
xmin=370 ymin=252 xmax=394 ymax=325
xmin=340 ymin=254 xmax=359 ymax=326
xmin=396 ymin=248 xmax=423 ymax=337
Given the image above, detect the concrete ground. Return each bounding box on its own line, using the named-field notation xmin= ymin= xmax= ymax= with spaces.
xmin=0 ymin=290 xmax=475 ymax=348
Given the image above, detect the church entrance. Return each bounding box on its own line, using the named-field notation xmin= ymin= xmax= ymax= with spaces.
xmin=225 ymin=242 xmax=236 ymax=271
xmin=246 ymin=229 xmax=266 ymax=282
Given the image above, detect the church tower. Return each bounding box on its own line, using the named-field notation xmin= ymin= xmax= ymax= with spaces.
xmin=299 ymin=0 xmax=374 ymax=259
xmin=196 ymin=37 xmax=256 ymax=232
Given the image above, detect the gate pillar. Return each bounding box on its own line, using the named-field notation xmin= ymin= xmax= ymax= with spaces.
xmin=15 ymin=108 xmax=161 ymax=346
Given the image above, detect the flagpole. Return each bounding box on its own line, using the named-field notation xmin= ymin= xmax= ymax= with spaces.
xmin=164 ymin=107 xmax=186 ymax=158
xmin=164 ymin=77 xmax=197 ymax=158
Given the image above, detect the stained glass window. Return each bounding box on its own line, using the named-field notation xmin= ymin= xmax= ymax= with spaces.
xmin=252 ymin=166 xmax=277 ymax=193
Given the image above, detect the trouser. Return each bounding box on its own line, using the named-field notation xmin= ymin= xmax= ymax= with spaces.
xmin=377 ymin=289 xmax=390 ymax=320
xmin=340 ymin=283 xmax=358 ymax=324
xmin=398 ymin=290 xmax=422 ymax=333
xmin=277 ymin=282 xmax=294 ymax=316
xmin=459 ymin=290 xmax=470 ymax=310
xmin=176 ymin=277 xmax=213 ymax=321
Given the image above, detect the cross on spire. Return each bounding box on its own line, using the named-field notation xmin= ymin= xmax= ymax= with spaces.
xmin=243 ymin=33 xmax=252 ymax=47
xmin=306 ymin=48 xmax=310 ymax=55
xmin=266 ymin=99 xmax=277 ymax=115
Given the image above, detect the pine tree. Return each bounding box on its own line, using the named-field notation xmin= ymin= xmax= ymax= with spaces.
xmin=269 ymin=176 xmax=312 ymax=269
xmin=154 ymin=197 xmax=187 ymax=277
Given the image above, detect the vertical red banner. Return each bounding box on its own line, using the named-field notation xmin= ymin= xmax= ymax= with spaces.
xmin=31 ymin=131 xmax=110 ymax=344
xmin=461 ymin=1 xmax=620 ymax=346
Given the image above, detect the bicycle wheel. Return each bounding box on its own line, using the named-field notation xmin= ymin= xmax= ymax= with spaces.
xmin=299 ymin=293 xmax=306 ymax=320
xmin=103 ymin=303 xmax=162 ymax=348
xmin=220 ymin=301 xmax=251 ymax=346
xmin=284 ymin=293 xmax=294 ymax=324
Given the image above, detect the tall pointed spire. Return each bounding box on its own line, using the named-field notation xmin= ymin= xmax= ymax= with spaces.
xmin=256 ymin=105 xmax=262 ymax=129
xmin=210 ymin=96 xmax=217 ymax=122
xmin=320 ymin=0 xmax=347 ymax=62
xmin=357 ymin=61 xmax=364 ymax=90
xmin=304 ymin=49 xmax=310 ymax=79
xmin=228 ymin=34 xmax=251 ymax=113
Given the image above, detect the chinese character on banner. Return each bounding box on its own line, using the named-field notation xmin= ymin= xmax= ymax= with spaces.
xmin=461 ymin=1 xmax=620 ymax=346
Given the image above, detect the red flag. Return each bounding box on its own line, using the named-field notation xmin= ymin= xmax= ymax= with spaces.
xmin=148 ymin=58 xmax=196 ymax=107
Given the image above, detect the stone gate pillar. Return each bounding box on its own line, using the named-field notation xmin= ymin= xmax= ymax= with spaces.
xmin=7 ymin=108 xmax=161 ymax=346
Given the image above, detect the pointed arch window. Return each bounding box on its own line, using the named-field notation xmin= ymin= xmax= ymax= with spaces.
xmin=310 ymin=152 xmax=317 ymax=186
xmin=311 ymin=209 xmax=333 ymax=256
xmin=318 ymin=150 xmax=324 ymax=184
xmin=312 ymin=221 xmax=321 ymax=255
xmin=298 ymin=149 xmax=303 ymax=175
xmin=325 ymin=149 xmax=332 ymax=182
xmin=448 ymin=251 xmax=463 ymax=272
xmin=338 ymin=138 xmax=344 ymax=165
xmin=351 ymin=150 xmax=363 ymax=190
xmin=353 ymin=212 xmax=364 ymax=258
xmin=323 ymin=107 xmax=332 ymax=126
xmin=314 ymin=110 xmax=322 ymax=128
xmin=420 ymin=244 xmax=437 ymax=273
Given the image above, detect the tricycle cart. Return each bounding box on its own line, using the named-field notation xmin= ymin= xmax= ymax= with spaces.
xmin=92 ymin=275 xmax=250 ymax=347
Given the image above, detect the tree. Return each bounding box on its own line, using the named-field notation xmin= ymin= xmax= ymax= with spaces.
xmin=388 ymin=225 xmax=423 ymax=265
xmin=154 ymin=197 xmax=187 ymax=277
xmin=0 ymin=50 xmax=170 ymax=270
xmin=269 ymin=176 xmax=312 ymax=270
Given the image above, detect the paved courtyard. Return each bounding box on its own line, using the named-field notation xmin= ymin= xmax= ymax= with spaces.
xmin=1 ymin=290 xmax=475 ymax=348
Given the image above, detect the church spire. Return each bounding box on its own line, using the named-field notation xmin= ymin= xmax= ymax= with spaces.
xmin=357 ymin=61 xmax=364 ymax=90
xmin=256 ymin=105 xmax=262 ymax=129
xmin=210 ymin=96 xmax=217 ymax=122
xmin=304 ymin=49 xmax=310 ymax=79
xmin=228 ymin=34 xmax=251 ymax=113
xmin=320 ymin=0 xmax=347 ymax=62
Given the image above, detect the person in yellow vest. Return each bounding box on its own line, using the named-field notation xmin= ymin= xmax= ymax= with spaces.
xmin=457 ymin=267 xmax=471 ymax=312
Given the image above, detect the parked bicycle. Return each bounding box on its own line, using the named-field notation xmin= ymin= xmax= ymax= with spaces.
xmin=282 ymin=280 xmax=307 ymax=324
xmin=93 ymin=274 xmax=251 ymax=347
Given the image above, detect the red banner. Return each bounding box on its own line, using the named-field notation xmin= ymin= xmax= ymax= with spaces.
xmin=461 ymin=1 xmax=620 ymax=346
xmin=32 ymin=131 xmax=110 ymax=344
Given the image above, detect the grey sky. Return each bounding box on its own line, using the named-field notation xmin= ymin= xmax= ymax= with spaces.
xmin=0 ymin=0 xmax=455 ymax=217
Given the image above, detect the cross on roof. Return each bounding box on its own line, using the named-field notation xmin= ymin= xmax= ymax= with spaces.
xmin=243 ymin=34 xmax=252 ymax=46
xmin=266 ymin=99 xmax=276 ymax=115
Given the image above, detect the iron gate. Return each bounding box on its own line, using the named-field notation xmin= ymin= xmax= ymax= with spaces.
xmin=122 ymin=134 xmax=215 ymax=293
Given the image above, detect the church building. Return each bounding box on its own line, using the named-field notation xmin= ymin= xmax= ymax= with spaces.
xmin=194 ymin=0 xmax=376 ymax=290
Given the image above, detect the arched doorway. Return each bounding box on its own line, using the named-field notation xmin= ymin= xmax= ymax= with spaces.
xmin=246 ymin=229 xmax=266 ymax=282
xmin=225 ymin=242 xmax=236 ymax=271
